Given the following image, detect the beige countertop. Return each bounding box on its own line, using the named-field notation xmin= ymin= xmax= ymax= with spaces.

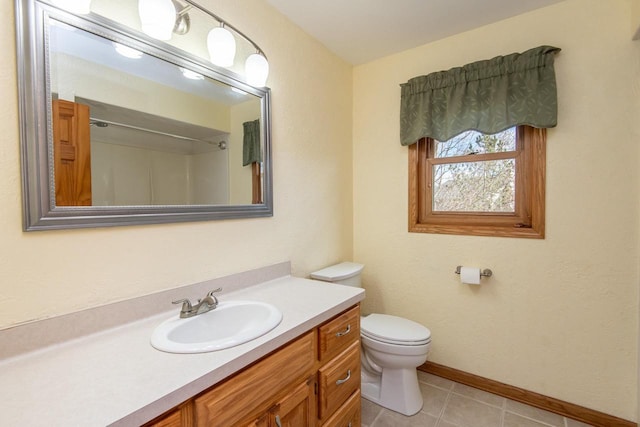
xmin=0 ymin=275 xmax=364 ymax=426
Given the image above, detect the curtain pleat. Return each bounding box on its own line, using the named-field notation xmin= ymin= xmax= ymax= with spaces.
xmin=400 ymin=45 xmax=561 ymax=145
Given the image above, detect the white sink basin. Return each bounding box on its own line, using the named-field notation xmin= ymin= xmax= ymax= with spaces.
xmin=151 ymin=300 xmax=282 ymax=353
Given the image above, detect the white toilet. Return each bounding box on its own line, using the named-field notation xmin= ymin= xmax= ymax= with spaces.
xmin=310 ymin=262 xmax=431 ymax=416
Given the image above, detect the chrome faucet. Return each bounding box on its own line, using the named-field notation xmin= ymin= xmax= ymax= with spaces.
xmin=172 ymin=288 xmax=222 ymax=318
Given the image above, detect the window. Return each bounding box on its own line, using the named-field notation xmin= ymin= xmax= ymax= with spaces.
xmin=409 ymin=125 xmax=545 ymax=238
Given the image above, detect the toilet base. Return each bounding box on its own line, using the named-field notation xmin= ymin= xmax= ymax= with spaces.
xmin=361 ymin=367 xmax=424 ymax=416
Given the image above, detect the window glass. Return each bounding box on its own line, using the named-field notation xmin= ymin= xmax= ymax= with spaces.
xmin=435 ymin=128 xmax=516 ymax=158
xmin=432 ymin=159 xmax=515 ymax=212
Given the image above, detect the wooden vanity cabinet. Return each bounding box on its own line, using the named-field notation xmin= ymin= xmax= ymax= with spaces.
xmin=317 ymin=306 xmax=361 ymax=426
xmin=262 ymin=376 xmax=316 ymax=427
xmin=147 ymin=402 xmax=194 ymax=427
xmin=144 ymin=305 xmax=361 ymax=427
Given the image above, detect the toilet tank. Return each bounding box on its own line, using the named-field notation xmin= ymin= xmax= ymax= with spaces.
xmin=310 ymin=262 xmax=364 ymax=287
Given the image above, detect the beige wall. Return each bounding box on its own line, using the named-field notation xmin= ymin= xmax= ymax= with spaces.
xmin=0 ymin=0 xmax=353 ymax=327
xmin=633 ymin=0 xmax=640 ymax=39
xmin=353 ymin=0 xmax=639 ymax=421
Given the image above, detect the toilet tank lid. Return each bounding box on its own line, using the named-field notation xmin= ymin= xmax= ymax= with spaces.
xmin=310 ymin=262 xmax=364 ymax=282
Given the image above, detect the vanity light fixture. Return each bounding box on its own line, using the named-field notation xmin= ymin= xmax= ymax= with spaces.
xmin=51 ymin=0 xmax=92 ymax=14
xmin=138 ymin=0 xmax=176 ymax=41
xmin=245 ymin=52 xmax=269 ymax=87
xmin=181 ymin=0 xmax=269 ymax=85
xmin=180 ymin=68 xmax=204 ymax=80
xmin=207 ymin=24 xmax=236 ymax=67
xmin=136 ymin=0 xmax=269 ymax=86
xmin=113 ymin=42 xmax=143 ymax=59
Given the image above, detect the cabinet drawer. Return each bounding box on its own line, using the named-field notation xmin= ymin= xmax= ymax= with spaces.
xmin=318 ymin=341 xmax=360 ymax=420
xmin=321 ymin=389 xmax=361 ymax=427
xmin=195 ymin=331 xmax=316 ymax=427
xmin=318 ymin=306 xmax=360 ymax=362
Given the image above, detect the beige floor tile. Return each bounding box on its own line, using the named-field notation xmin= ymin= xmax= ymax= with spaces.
xmin=362 ymin=378 xmax=591 ymax=427
xmin=419 ymin=382 xmax=450 ymax=417
xmin=441 ymin=393 xmax=502 ymax=427
xmin=451 ymin=383 xmax=505 ymax=408
xmin=372 ymin=408 xmax=438 ymax=427
xmin=418 ymin=371 xmax=456 ymax=390
xmin=504 ymin=411 xmax=555 ymax=427
xmin=505 ymin=399 xmax=564 ymax=426
xmin=362 ymin=397 xmax=384 ymax=426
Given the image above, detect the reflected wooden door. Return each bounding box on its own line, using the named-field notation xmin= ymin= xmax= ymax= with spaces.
xmin=252 ymin=162 xmax=262 ymax=204
xmin=52 ymin=99 xmax=92 ymax=206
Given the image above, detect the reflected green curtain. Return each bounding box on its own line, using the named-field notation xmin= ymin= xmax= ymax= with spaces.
xmin=243 ymin=119 xmax=261 ymax=166
xmin=400 ymin=45 xmax=561 ymax=145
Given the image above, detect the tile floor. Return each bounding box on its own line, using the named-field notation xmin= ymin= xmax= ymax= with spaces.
xmin=361 ymin=371 xmax=595 ymax=427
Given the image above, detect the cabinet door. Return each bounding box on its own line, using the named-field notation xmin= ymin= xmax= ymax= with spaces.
xmin=240 ymin=414 xmax=269 ymax=427
xmin=270 ymin=377 xmax=316 ymax=427
xmin=195 ymin=332 xmax=316 ymax=426
xmin=145 ymin=402 xmax=194 ymax=427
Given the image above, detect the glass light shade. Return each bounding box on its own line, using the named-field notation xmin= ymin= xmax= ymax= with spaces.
xmin=207 ymin=27 xmax=236 ymax=67
xmin=138 ymin=0 xmax=176 ymax=41
xmin=51 ymin=0 xmax=92 ymax=14
xmin=245 ymin=53 xmax=269 ymax=87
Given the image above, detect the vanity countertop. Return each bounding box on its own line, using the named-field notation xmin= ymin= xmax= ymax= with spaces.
xmin=0 ymin=275 xmax=364 ymax=426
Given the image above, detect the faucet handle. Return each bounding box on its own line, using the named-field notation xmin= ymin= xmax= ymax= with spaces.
xmin=172 ymin=298 xmax=193 ymax=311
xmin=205 ymin=288 xmax=222 ymax=306
xmin=207 ymin=288 xmax=222 ymax=297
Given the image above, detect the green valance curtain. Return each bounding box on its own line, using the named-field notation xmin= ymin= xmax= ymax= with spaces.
xmin=243 ymin=119 xmax=261 ymax=166
xmin=399 ymin=45 xmax=561 ymax=145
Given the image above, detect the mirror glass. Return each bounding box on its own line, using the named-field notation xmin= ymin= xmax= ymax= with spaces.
xmin=16 ymin=0 xmax=272 ymax=230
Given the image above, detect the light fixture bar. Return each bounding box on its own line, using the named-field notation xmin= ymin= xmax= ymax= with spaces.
xmin=181 ymin=0 xmax=267 ymax=60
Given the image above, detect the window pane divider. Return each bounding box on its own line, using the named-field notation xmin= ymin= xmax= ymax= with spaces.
xmin=431 ymin=151 xmax=518 ymax=164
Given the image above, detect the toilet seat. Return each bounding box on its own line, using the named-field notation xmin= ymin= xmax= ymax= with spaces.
xmin=361 ymin=314 xmax=431 ymax=346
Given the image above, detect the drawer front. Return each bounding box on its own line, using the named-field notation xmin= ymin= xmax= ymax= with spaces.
xmin=318 ymin=341 xmax=361 ymax=420
xmin=319 ymin=305 xmax=360 ymax=362
xmin=321 ymin=389 xmax=361 ymax=427
xmin=195 ymin=331 xmax=316 ymax=427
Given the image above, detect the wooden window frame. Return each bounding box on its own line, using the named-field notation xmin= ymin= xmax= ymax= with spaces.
xmin=408 ymin=126 xmax=546 ymax=238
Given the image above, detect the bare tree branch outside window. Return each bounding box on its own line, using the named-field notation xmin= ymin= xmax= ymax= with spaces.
xmin=433 ymin=128 xmax=516 ymax=212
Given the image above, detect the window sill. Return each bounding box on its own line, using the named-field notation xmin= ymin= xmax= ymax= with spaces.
xmin=409 ymin=222 xmax=544 ymax=239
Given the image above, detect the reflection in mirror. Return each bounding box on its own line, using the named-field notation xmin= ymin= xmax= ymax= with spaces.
xmin=15 ymin=0 xmax=272 ymax=230
xmin=49 ymin=20 xmax=261 ymax=207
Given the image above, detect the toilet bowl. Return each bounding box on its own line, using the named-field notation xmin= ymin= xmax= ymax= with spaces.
xmin=310 ymin=262 xmax=432 ymax=416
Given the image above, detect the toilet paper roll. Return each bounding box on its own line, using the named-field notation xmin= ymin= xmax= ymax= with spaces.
xmin=460 ymin=267 xmax=481 ymax=285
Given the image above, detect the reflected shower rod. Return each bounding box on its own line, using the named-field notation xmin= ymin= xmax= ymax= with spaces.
xmin=89 ymin=117 xmax=225 ymax=148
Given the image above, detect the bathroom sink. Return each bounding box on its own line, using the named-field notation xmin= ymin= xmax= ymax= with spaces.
xmin=151 ymin=300 xmax=282 ymax=353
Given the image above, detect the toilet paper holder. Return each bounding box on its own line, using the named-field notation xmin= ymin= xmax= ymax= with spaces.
xmin=455 ymin=266 xmax=493 ymax=278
